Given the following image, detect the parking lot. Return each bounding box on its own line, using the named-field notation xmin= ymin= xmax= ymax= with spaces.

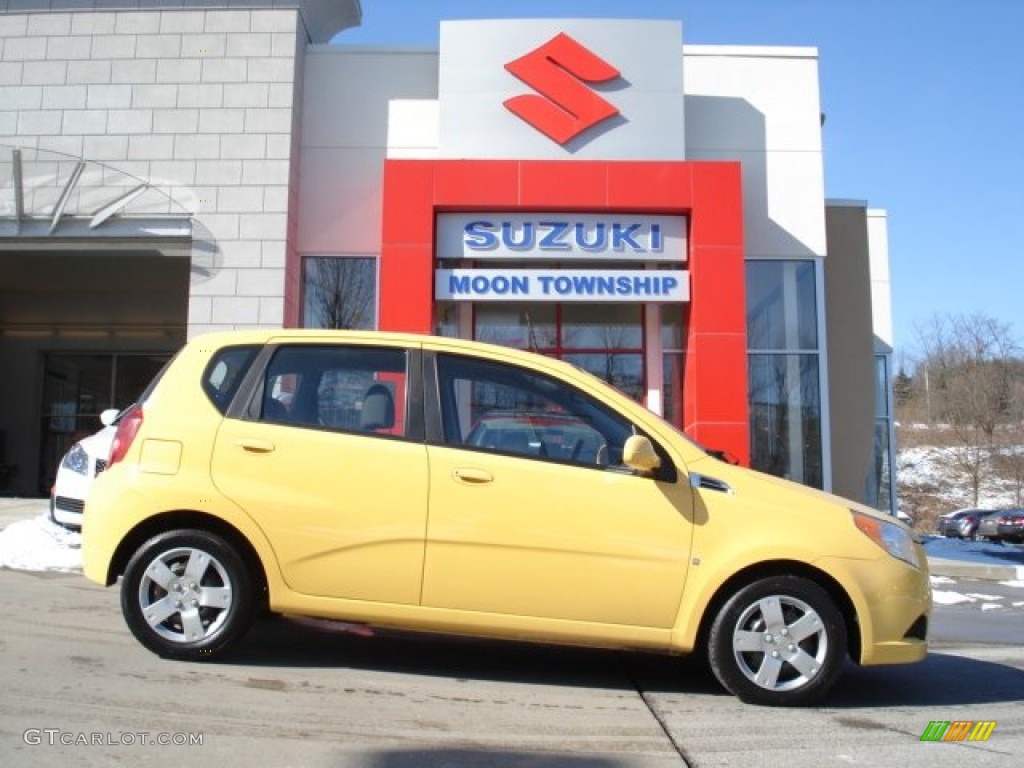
xmin=1 ymin=519 xmax=1022 ymax=768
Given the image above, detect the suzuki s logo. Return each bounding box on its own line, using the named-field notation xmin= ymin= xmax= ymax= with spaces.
xmin=503 ymin=33 xmax=621 ymax=145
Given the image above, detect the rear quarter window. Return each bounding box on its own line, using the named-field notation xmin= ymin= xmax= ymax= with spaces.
xmin=202 ymin=345 xmax=260 ymax=413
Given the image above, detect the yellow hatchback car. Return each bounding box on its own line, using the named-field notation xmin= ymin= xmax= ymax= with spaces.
xmin=83 ymin=330 xmax=930 ymax=706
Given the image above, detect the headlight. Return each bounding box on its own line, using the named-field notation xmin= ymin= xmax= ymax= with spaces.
xmin=851 ymin=510 xmax=920 ymax=569
xmin=60 ymin=443 xmax=90 ymax=476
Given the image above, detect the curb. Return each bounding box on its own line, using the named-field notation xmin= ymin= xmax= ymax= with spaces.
xmin=927 ymin=557 xmax=1024 ymax=582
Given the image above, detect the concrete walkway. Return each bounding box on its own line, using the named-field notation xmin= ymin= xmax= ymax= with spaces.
xmin=1 ymin=497 xmax=1021 ymax=580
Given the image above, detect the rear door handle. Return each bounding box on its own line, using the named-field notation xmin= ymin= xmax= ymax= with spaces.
xmin=452 ymin=468 xmax=493 ymax=485
xmin=236 ymin=438 xmax=275 ymax=454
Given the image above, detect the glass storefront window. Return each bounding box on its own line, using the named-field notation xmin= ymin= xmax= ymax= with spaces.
xmin=661 ymin=304 xmax=684 ymax=350
xmin=474 ymin=304 xmax=556 ymax=350
xmin=662 ymin=353 xmax=684 ymax=426
xmin=746 ymin=260 xmax=823 ymax=489
xmin=868 ymin=354 xmax=895 ymax=513
xmin=563 ymin=353 xmax=644 ymax=402
xmin=746 ymin=261 xmax=818 ymax=351
xmin=561 ymin=304 xmax=642 ymax=349
xmin=435 ymin=303 xmax=459 ymax=338
xmin=470 ymin=302 xmax=646 ymax=403
xmin=748 ymin=353 xmax=823 ymax=488
xmin=302 ymin=257 xmax=376 ymax=329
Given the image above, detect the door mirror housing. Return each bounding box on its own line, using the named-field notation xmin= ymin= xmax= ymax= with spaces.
xmin=623 ymin=435 xmax=661 ymax=474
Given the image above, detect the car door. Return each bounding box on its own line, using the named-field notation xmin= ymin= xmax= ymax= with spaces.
xmin=211 ymin=342 xmax=428 ymax=604
xmin=422 ymin=352 xmax=694 ymax=629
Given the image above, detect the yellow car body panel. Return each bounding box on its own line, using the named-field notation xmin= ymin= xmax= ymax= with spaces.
xmin=663 ymin=456 xmax=931 ymax=664
xmin=210 ymin=416 xmax=430 ymax=604
xmin=422 ymin=444 xmax=692 ymax=627
xmin=82 ymin=329 xmax=930 ymax=687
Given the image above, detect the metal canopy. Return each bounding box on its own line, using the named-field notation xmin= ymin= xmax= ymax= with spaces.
xmin=0 ymin=144 xmax=192 ymax=242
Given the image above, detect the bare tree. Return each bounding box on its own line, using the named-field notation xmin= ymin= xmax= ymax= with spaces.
xmin=993 ymin=368 xmax=1024 ymax=506
xmin=305 ymin=258 xmax=374 ymax=329
xmin=913 ymin=313 xmax=1019 ymax=505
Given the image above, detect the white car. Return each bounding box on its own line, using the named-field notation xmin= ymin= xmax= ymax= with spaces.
xmin=50 ymin=409 xmax=119 ymax=530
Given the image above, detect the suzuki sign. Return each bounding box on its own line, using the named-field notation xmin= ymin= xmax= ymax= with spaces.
xmin=435 ymin=213 xmax=689 ymax=303
xmin=438 ymin=19 xmax=686 ymax=160
xmin=437 ymin=213 xmax=687 ymax=262
xmin=503 ymin=33 xmax=621 ymax=145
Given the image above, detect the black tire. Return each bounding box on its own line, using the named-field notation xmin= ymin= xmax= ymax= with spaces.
xmin=707 ymin=575 xmax=847 ymax=706
xmin=121 ymin=529 xmax=256 ymax=660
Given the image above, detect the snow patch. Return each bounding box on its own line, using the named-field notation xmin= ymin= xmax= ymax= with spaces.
xmin=931 ymin=590 xmax=975 ymax=605
xmin=897 ymin=443 xmax=1022 ymax=510
xmin=0 ymin=515 xmax=82 ymax=572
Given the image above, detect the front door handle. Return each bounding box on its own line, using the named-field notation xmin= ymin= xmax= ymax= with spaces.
xmin=452 ymin=468 xmax=493 ymax=485
xmin=236 ymin=438 xmax=276 ymax=454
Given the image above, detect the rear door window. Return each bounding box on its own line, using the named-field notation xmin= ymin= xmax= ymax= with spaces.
xmin=259 ymin=345 xmax=410 ymax=438
xmin=202 ymin=345 xmax=260 ymax=413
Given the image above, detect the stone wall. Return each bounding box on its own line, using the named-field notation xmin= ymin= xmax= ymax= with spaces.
xmin=0 ymin=6 xmax=308 ymax=334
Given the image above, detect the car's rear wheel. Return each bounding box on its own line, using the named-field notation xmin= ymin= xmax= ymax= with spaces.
xmin=708 ymin=575 xmax=847 ymax=706
xmin=121 ymin=529 xmax=255 ymax=660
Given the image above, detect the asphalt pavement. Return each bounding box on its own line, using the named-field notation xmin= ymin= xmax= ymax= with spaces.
xmin=1 ymin=497 xmax=1022 ymax=580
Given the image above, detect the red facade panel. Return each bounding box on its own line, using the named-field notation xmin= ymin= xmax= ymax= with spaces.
xmin=379 ymin=158 xmax=750 ymax=464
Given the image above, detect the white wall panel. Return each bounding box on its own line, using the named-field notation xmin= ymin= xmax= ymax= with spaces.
xmin=684 ymin=47 xmax=822 ymax=153
xmin=301 ymin=48 xmax=438 ymax=149
xmin=867 ymin=208 xmax=893 ymax=348
xmin=386 ymin=100 xmax=439 ymax=158
xmin=297 ymin=146 xmax=383 ymax=254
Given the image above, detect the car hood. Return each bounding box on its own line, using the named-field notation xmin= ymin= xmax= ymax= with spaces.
xmin=685 ymin=453 xmax=903 ymax=528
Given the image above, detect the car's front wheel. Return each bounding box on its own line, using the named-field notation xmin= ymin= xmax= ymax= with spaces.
xmin=121 ymin=529 xmax=255 ymax=660
xmin=707 ymin=575 xmax=847 ymax=706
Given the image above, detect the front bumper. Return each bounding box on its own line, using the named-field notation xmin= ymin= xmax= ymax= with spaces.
xmin=818 ymin=552 xmax=931 ymax=666
xmin=50 ymin=494 xmax=84 ymax=530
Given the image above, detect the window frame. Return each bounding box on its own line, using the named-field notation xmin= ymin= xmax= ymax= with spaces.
xmin=745 ymin=257 xmax=831 ymax=490
xmin=425 ymin=350 xmax=677 ymax=482
xmin=232 ymin=342 xmax=425 ymax=442
xmin=301 ymin=255 xmax=379 ymax=330
xmin=201 ymin=345 xmax=260 ymax=414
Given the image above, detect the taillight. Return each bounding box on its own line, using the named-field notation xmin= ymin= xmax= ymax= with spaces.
xmin=108 ymin=405 xmax=144 ymax=466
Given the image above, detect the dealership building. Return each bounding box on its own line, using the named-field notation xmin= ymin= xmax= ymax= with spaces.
xmin=0 ymin=0 xmax=895 ymax=512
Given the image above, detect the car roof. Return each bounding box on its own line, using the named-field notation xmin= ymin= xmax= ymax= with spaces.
xmin=190 ymin=329 xmax=580 ymax=375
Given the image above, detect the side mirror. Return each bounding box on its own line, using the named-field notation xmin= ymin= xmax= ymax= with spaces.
xmin=623 ymin=435 xmax=661 ymax=474
xmin=100 ymin=408 xmax=120 ymax=427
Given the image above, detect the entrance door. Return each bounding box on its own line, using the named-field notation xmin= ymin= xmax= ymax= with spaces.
xmin=40 ymin=353 xmax=169 ymax=493
xmin=437 ymin=301 xmax=686 ymax=427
